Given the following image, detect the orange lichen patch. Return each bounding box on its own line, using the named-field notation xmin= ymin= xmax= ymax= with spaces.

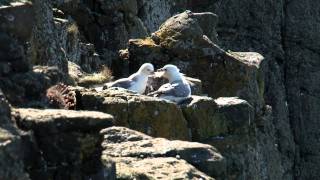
xmin=129 ymin=37 xmax=157 ymax=47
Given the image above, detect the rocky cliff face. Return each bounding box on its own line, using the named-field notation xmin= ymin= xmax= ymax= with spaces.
xmin=179 ymin=1 xmax=320 ymax=180
xmin=0 ymin=0 xmax=319 ymax=180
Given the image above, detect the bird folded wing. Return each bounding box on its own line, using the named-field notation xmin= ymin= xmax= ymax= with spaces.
xmin=105 ymin=78 xmax=134 ymax=89
xmin=148 ymin=83 xmax=176 ymax=96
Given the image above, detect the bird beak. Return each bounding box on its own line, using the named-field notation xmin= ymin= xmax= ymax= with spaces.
xmin=157 ymin=68 xmax=165 ymax=72
xmin=150 ymin=71 xmax=155 ymax=75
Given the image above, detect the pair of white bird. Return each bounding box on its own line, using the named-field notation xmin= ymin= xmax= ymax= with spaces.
xmin=105 ymin=63 xmax=191 ymax=101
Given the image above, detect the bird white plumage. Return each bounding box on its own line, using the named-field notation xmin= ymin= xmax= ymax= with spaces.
xmin=104 ymin=63 xmax=154 ymax=94
xmin=148 ymin=64 xmax=191 ymax=102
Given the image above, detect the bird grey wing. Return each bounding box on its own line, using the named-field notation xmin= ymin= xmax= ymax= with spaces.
xmin=160 ymin=82 xmax=191 ymax=97
xmin=109 ymin=78 xmax=134 ymax=89
xmin=148 ymin=83 xmax=173 ymax=96
xmin=172 ymin=82 xmax=191 ymax=97
xmin=157 ymin=83 xmax=176 ymax=96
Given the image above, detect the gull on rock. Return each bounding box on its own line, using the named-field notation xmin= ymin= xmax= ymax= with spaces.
xmin=104 ymin=63 xmax=154 ymax=94
xmin=148 ymin=64 xmax=191 ymax=103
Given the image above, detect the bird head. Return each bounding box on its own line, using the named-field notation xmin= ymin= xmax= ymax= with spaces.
xmin=156 ymin=64 xmax=181 ymax=81
xmin=138 ymin=63 xmax=155 ymax=76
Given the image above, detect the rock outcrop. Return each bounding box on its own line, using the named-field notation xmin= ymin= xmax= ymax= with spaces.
xmin=12 ymin=108 xmax=115 ymax=180
xmin=76 ymin=86 xmax=265 ymax=179
xmin=176 ymin=1 xmax=320 ymax=179
xmin=1 ymin=0 xmax=319 ymax=179
xmin=77 ymin=88 xmax=190 ymax=140
xmin=121 ymin=11 xmax=264 ymax=110
xmin=101 ymin=126 xmax=225 ymax=179
xmin=30 ymin=0 xmax=68 ymax=73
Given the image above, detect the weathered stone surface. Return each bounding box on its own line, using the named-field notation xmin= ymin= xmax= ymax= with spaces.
xmin=0 ymin=89 xmax=30 ymax=180
xmin=180 ymin=96 xmax=283 ymax=180
xmin=55 ymin=0 xmax=149 ymax=68
xmin=137 ymin=0 xmax=172 ymax=33
xmin=0 ymin=2 xmax=34 ymax=41
xmin=77 ymin=88 xmax=190 ymax=140
xmin=13 ymin=108 xmax=114 ymax=135
xmin=0 ymin=31 xmax=29 ymax=76
xmin=30 ymin=0 xmax=68 ymax=73
xmin=101 ymin=126 xmax=225 ymax=179
xmin=182 ymin=96 xmax=254 ymax=142
xmin=106 ymin=157 xmax=214 ymax=180
xmin=12 ymin=108 xmax=115 ymax=180
xmin=0 ymin=65 xmax=65 ymax=106
xmin=1 ymin=0 xmax=319 ymax=179
xmin=154 ymin=11 xmax=218 ymax=48
xmin=124 ymin=11 xmax=264 ymax=109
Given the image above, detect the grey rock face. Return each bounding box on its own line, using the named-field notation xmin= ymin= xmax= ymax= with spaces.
xmin=0 ymin=89 xmax=30 ymax=180
xmin=283 ymin=1 xmax=320 ymax=179
xmin=1 ymin=0 xmax=319 ymax=179
xmin=30 ymin=0 xmax=68 ymax=73
xmin=13 ymin=108 xmax=115 ymax=180
xmin=137 ymin=0 xmax=172 ymax=33
xmin=177 ymin=1 xmax=320 ymax=179
xmin=101 ymin=126 xmax=225 ymax=179
xmin=0 ymin=65 xmax=65 ymax=106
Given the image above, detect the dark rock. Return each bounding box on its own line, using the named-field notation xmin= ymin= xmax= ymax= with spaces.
xmin=0 ymin=2 xmax=34 ymax=41
xmin=13 ymin=108 xmax=115 ymax=180
xmin=0 ymin=89 xmax=30 ymax=180
xmin=0 ymin=31 xmax=29 ymax=75
xmin=0 ymin=65 xmax=65 ymax=106
xmin=30 ymin=0 xmax=68 ymax=73
xmin=54 ymin=0 xmax=149 ymax=70
xmin=101 ymin=126 xmax=225 ymax=179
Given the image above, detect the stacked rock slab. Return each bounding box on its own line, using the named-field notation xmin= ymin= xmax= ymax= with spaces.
xmin=100 ymin=126 xmax=226 ymax=179
xmin=12 ymin=108 xmax=115 ymax=180
xmin=77 ymin=88 xmax=190 ymax=141
xmin=76 ymin=87 xmax=259 ymax=179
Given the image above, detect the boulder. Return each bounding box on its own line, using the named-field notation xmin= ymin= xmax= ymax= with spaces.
xmin=182 ymin=96 xmax=254 ymax=142
xmin=77 ymin=88 xmax=190 ymax=140
xmin=121 ymin=11 xmax=264 ymax=109
xmin=154 ymin=11 xmax=219 ymax=49
xmin=12 ymin=108 xmax=115 ymax=180
xmin=101 ymin=126 xmax=226 ymax=179
xmin=181 ymin=96 xmax=277 ymax=180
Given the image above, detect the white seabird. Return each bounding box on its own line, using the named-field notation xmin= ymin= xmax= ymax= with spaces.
xmin=104 ymin=63 xmax=154 ymax=94
xmin=148 ymin=64 xmax=191 ymax=102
